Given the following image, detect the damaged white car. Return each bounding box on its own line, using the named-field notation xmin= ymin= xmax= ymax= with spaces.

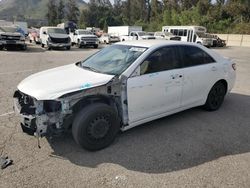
xmin=14 ymin=40 xmax=236 ymax=151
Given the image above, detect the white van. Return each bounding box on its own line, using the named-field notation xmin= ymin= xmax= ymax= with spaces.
xmin=40 ymin=27 xmax=71 ymax=50
xmin=162 ymin=26 xmax=213 ymax=47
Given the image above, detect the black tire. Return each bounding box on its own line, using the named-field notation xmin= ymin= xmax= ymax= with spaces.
xmin=66 ymin=46 xmax=71 ymax=50
xmin=0 ymin=46 xmax=3 ymax=50
xmin=41 ymin=43 xmax=45 ymax=48
xmin=204 ymin=82 xmax=226 ymax=111
xmin=72 ymin=103 xmax=120 ymax=151
xmin=94 ymin=44 xmax=98 ymax=49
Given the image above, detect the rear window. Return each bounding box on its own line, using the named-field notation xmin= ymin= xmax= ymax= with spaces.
xmin=180 ymin=46 xmax=216 ymax=67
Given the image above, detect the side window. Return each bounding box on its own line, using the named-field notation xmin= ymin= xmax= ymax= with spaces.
xmin=178 ymin=30 xmax=184 ymax=36
xmin=184 ymin=30 xmax=187 ymax=36
xmin=173 ymin=29 xmax=178 ymax=35
xmin=140 ymin=46 xmax=181 ymax=75
xmin=180 ymin=46 xmax=215 ymax=67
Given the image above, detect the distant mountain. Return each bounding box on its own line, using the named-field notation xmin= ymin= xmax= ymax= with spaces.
xmin=0 ymin=0 xmax=87 ymax=21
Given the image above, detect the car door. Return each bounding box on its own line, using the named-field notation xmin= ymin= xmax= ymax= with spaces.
xmin=179 ymin=45 xmax=221 ymax=107
xmin=127 ymin=46 xmax=183 ymax=123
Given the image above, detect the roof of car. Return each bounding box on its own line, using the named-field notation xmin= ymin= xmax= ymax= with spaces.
xmin=116 ymin=40 xmax=194 ymax=48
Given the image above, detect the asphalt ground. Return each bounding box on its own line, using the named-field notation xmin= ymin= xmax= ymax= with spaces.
xmin=0 ymin=44 xmax=249 ymax=188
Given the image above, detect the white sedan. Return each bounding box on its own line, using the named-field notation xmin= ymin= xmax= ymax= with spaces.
xmin=14 ymin=40 xmax=236 ymax=150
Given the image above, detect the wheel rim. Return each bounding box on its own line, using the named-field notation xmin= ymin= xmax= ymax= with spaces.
xmin=87 ymin=116 xmax=111 ymax=140
xmin=210 ymin=85 xmax=225 ymax=108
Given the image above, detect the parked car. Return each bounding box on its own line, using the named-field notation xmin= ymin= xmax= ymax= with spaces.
xmin=99 ymin=33 xmax=120 ymax=44
xmin=210 ymin=34 xmax=226 ymax=47
xmin=28 ymin=28 xmax=40 ymax=44
xmin=0 ymin=26 xmax=27 ymax=50
xmin=154 ymin=31 xmax=181 ymax=41
xmin=40 ymin=27 xmax=71 ymax=50
xmin=70 ymin=29 xmax=99 ymax=48
xmin=14 ymin=40 xmax=236 ymax=151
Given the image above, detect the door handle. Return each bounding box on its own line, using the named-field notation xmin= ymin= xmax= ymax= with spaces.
xmin=171 ymin=74 xmax=183 ymax=79
xmin=211 ymin=66 xmax=217 ymax=71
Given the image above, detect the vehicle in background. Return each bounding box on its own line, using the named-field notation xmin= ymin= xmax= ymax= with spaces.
xmin=120 ymin=31 xmax=156 ymax=41
xmin=86 ymin=27 xmax=102 ymax=37
xmin=28 ymin=28 xmax=40 ymax=44
xmin=70 ymin=29 xmax=99 ymax=48
xmin=40 ymin=27 xmax=71 ymax=50
xmin=57 ymin=21 xmax=77 ymax=35
xmin=13 ymin=40 xmax=236 ymax=151
xmin=99 ymin=33 xmax=120 ymax=44
xmin=209 ymin=34 xmax=226 ymax=47
xmin=0 ymin=26 xmax=27 ymax=50
xmin=154 ymin=31 xmax=181 ymax=41
xmin=15 ymin=22 xmax=28 ymax=37
xmin=108 ymin=26 xmax=142 ymax=37
xmin=162 ymin=26 xmax=213 ymax=47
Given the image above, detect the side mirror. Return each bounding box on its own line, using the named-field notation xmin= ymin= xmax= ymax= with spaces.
xmin=43 ymin=31 xmax=47 ymax=35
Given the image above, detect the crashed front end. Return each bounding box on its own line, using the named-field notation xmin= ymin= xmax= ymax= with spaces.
xmin=13 ymin=90 xmax=69 ymax=137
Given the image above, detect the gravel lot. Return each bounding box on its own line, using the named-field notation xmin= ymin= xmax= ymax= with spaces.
xmin=0 ymin=44 xmax=249 ymax=188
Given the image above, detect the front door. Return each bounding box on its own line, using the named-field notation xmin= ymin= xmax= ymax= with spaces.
xmin=127 ymin=46 xmax=183 ymax=123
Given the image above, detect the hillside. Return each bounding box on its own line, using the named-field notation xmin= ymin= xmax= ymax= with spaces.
xmin=0 ymin=0 xmax=87 ymax=20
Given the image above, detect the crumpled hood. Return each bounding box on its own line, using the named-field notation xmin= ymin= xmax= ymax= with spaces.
xmin=48 ymin=33 xmax=69 ymax=39
xmin=17 ymin=64 xmax=115 ymax=100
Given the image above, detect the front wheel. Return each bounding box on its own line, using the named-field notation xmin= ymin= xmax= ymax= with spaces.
xmin=204 ymin=82 xmax=226 ymax=111
xmin=94 ymin=44 xmax=98 ymax=49
xmin=66 ymin=46 xmax=71 ymax=50
xmin=72 ymin=103 xmax=120 ymax=151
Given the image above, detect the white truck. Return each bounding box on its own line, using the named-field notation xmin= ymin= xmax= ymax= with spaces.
xmin=70 ymin=29 xmax=99 ymax=48
xmin=107 ymin=26 xmax=155 ymax=41
xmin=120 ymin=31 xmax=156 ymax=41
xmin=108 ymin=26 xmax=142 ymax=36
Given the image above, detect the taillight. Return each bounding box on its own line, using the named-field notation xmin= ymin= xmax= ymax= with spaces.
xmin=232 ymin=63 xmax=236 ymax=71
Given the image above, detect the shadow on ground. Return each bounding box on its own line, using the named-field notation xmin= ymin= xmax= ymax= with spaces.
xmin=48 ymin=93 xmax=250 ymax=174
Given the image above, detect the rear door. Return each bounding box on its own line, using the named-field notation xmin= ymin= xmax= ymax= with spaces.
xmin=127 ymin=46 xmax=183 ymax=123
xmin=179 ymin=45 xmax=221 ymax=107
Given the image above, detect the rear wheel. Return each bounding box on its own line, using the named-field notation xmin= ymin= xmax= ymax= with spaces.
xmin=66 ymin=46 xmax=71 ymax=50
xmin=72 ymin=103 xmax=120 ymax=151
xmin=94 ymin=44 xmax=98 ymax=49
xmin=204 ymin=82 xmax=226 ymax=111
xmin=0 ymin=45 xmax=3 ymax=50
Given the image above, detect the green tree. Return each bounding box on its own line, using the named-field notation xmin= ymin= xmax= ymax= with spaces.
xmin=47 ymin=0 xmax=58 ymax=26
xmin=66 ymin=0 xmax=80 ymax=23
xmin=57 ymin=0 xmax=65 ymax=23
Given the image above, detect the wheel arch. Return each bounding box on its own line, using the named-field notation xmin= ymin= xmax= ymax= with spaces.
xmin=72 ymin=95 xmax=120 ymax=116
xmin=215 ymin=79 xmax=228 ymax=93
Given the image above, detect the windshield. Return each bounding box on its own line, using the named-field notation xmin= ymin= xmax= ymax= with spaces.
xmin=197 ymin=32 xmax=208 ymax=38
xmin=78 ymin=30 xmax=92 ymax=35
xmin=47 ymin=28 xmax=66 ymax=34
xmin=0 ymin=26 xmax=18 ymax=33
xmin=80 ymin=45 xmax=147 ymax=75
